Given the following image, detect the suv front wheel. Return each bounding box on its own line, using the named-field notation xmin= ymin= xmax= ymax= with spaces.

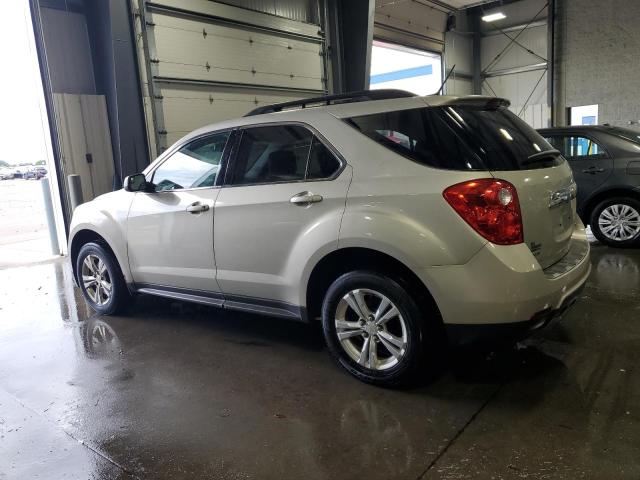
xmin=590 ymin=197 xmax=640 ymax=247
xmin=76 ymin=242 xmax=130 ymax=315
xmin=321 ymin=271 xmax=430 ymax=387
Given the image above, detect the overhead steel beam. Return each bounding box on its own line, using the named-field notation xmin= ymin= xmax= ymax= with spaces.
xmin=446 ymin=69 xmax=473 ymax=80
xmin=482 ymin=19 xmax=547 ymax=36
xmin=483 ymin=62 xmax=547 ymax=78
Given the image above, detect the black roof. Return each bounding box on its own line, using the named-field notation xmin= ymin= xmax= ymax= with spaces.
xmin=538 ymin=124 xmax=618 ymax=133
xmin=244 ymin=89 xmax=416 ymax=116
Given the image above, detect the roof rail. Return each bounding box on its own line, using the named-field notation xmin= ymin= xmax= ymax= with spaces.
xmin=244 ymin=89 xmax=416 ymax=116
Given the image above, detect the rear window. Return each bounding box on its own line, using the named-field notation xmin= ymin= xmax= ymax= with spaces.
xmin=346 ymin=105 xmax=562 ymax=171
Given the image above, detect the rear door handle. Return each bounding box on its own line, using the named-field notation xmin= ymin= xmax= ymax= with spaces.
xmin=290 ymin=191 xmax=323 ymax=206
xmin=582 ymin=166 xmax=605 ymax=174
xmin=186 ymin=202 xmax=210 ymax=214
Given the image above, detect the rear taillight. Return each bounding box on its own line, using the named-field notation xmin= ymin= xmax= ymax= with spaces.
xmin=443 ymin=178 xmax=523 ymax=245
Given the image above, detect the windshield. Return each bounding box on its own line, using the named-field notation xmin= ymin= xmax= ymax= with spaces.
xmin=346 ymin=105 xmax=562 ymax=171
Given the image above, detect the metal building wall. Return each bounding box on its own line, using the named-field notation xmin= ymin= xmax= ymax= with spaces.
xmin=476 ymin=0 xmax=550 ymax=128
xmin=554 ymin=0 xmax=640 ymax=127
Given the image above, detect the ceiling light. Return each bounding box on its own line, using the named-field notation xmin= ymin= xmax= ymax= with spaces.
xmin=482 ymin=12 xmax=506 ymax=22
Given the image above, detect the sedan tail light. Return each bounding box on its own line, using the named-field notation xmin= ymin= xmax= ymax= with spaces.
xmin=443 ymin=178 xmax=523 ymax=245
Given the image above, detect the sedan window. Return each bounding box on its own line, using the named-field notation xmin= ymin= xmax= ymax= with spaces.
xmin=545 ymin=135 xmax=606 ymax=159
xmin=153 ymin=132 xmax=230 ymax=191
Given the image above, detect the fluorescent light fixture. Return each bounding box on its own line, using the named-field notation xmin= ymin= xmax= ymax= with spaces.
xmin=482 ymin=12 xmax=506 ymax=22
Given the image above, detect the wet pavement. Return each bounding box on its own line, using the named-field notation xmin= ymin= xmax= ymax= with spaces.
xmin=0 ymin=245 xmax=639 ymax=479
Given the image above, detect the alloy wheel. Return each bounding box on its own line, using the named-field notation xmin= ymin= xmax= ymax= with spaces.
xmin=598 ymin=204 xmax=640 ymax=242
xmin=81 ymin=254 xmax=112 ymax=306
xmin=334 ymin=288 xmax=408 ymax=371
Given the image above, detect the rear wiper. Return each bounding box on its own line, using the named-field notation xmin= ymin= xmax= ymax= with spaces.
xmin=521 ymin=149 xmax=561 ymax=166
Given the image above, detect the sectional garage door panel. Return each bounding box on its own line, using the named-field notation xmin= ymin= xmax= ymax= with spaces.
xmin=150 ymin=12 xmax=324 ymax=91
xmin=139 ymin=0 xmax=326 ymax=154
xmin=158 ymin=83 xmax=305 ymax=146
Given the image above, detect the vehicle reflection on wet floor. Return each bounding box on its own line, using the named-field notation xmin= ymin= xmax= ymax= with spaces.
xmin=0 ymin=245 xmax=639 ymax=479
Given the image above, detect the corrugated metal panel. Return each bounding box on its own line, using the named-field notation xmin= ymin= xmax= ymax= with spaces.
xmin=216 ymin=0 xmax=320 ymax=25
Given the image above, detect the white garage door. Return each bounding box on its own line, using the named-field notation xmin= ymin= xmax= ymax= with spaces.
xmin=134 ymin=0 xmax=326 ymax=155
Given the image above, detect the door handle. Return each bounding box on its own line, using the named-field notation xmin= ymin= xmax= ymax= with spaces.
xmin=186 ymin=202 xmax=210 ymax=213
xmin=582 ymin=166 xmax=605 ymax=174
xmin=290 ymin=191 xmax=323 ymax=206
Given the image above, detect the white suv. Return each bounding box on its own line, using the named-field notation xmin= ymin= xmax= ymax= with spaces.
xmin=69 ymin=90 xmax=591 ymax=386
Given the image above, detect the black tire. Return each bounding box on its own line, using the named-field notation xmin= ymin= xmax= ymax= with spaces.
xmin=321 ymin=271 xmax=434 ymax=387
xmin=590 ymin=197 xmax=640 ymax=248
xmin=76 ymin=242 xmax=130 ymax=315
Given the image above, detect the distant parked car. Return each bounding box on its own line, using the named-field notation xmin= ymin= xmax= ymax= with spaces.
xmin=24 ymin=168 xmax=45 ymax=180
xmin=539 ymin=125 xmax=640 ymax=247
xmin=0 ymin=169 xmax=14 ymax=180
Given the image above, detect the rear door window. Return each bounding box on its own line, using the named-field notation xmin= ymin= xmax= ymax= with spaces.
xmin=544 ymin=135 xmax=607 ymax=159
xmin=227 ymin=125 xmax=342 ymax=185
xmin=346 ymin=105 xmax=561 ymax=171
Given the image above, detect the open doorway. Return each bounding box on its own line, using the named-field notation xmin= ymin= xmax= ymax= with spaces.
xmin=0 ymin=0 xmax=65 ymax=268
xmin=369 ymin=40 xmax=443 ymax=96
xmin=570 ymin=104 xmax=599 ymax=126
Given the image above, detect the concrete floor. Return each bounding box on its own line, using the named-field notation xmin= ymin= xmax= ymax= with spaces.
xmin=0 ymin=245 xmax=639 ymax=479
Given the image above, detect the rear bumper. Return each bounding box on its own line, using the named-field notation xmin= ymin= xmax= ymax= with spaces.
xmin=444 ymin=280 xmax=585 ymax=346
xmin=418 ymin=227 xmax=591 ymax=343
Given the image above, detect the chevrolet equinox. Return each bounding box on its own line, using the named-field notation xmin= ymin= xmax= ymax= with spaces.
xmin=69 ymin=90 xmax=591 ymax=386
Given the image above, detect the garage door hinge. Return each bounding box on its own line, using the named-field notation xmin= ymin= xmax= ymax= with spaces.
xmin=157 ymin=130 xmax=167 ymax=135
xmin=150 ymin=58 xmax=160 ymax=64
xmin=154 ymin=94 xmax=163 ymax=100
xmin=145 ymin=21 xmax=155 ymax=27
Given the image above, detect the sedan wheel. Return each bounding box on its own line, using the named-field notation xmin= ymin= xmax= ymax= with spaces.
xmin=591 ymin=197 xmax=640 ymax=247
xmin=597 ymin=204 xmax=640 ymax=242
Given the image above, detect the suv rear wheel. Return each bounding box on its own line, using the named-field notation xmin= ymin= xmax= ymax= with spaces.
xmin=590 ymin=197 xmax=640 ymax=247
xmin=321 ymin=271 xmax=431 ymax=387
xmin=76 ymin=242 xmax=130 ymax=315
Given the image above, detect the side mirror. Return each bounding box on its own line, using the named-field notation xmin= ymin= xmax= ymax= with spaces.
xmin=124 ymin=173 xmax=153 ymax=192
